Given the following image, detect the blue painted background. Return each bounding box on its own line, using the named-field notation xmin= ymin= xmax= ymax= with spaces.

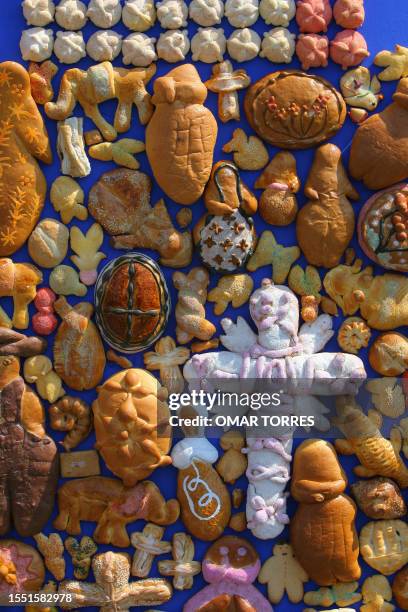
xmin=2 ymin=0 xmax=408 ymax=610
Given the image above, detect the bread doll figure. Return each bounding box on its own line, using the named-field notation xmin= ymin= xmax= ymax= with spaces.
xmin=184 ymin=535 xmax=273 ymax=611
xmin=296 ymin=143 xmax=359 ymax=268
xmin=290 ymin=439 xmax=361 ymax=586
xmin=194 ymin=160 xmax=258 ymax=273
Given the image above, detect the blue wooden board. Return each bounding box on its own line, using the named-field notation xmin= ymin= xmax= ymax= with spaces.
xmin=1 ymin=0 xmax=408 ymax=610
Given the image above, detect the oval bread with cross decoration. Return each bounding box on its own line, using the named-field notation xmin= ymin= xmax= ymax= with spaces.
xmin=94 ymin=254 xmax=170 ymax=353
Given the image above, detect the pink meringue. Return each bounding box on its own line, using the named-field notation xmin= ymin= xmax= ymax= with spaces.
xmin=296 ymin=0 xmax=332 ymax=33
xmin=330 ymin=29 xmax=369 ymax=69
xmin=333 ymin=0 xmax=365 ymax=29
xmin=32 ymin=288 xmax=57 ymax=336
xmin=296 ymin=33 xmax=329 ymax=70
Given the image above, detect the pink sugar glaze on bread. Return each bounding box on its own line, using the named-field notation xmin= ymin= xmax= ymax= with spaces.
xmin=79 ymin=269 xmax=98 ymax=286
xmin=183 ymin=582 xmax=273 ymax=612
xmin=0 ymin=545 xmax=37 ymax=593
xmin=333 ymin=0 xmax=365 ymax=29
xmin=203 ymin=557 xmax=261 ymax=585
xmin=330 ymin=30 xmax=369 ymax=69
xmin=296 ymin=34 xmax=329 ymax=69
xmin=114 ymin=484 xmax=149 ymax=517
xmin=296 ymin=0 xmax=332 ymax=33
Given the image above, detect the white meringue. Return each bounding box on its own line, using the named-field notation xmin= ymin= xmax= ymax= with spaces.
xmin=227 ymin=28 xmax=261 ymax=62
xmin=122 ymin=0 xmax=156 ymax=31
xmin=54 ymin=30 xmax=86 ymax=63
xmin=156 ymin=0 xmax=188 ymax=29
xmin=22 ymin=0 xmax=55 ymax=26
xmin=259 ymin=0 xmax=296 ymax=27
xmin=260 ymin=27 xmax=296 ymax=63
xmin=189 ymin=0 xmax=224 ymax=27
xmin=86 ymin=30 xmax=122 ymax=61
xmin=55 ymin=0 xmax=87 ymax=30
xmin=157 ymin=30 xmax=190 ymax=63
xmin=171 ymin=438 xmax=219 ymax=469
xmin=191 ymin=27 xmax=226 ymax=63
xmin=122 ymin=33 xmax=157 ymax=66
xmin=225 ymin=0 xmax=259 ymax=28
xmin=87 ymin=0 xmax=122 ymax=28
xmin=20 ymin=27 xmax=54 ymax=61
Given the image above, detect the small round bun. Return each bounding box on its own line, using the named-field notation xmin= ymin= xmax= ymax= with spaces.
xmin=87 ymin=30 xmax=122 ymax=61
xmin=55 ymin=0 xmax=87 ymax=30
xmin=393 ymin=566 xmax=408 ymax=611
xmin=23 ymin=0 xmax=55 ymax=26
xmin=122 ymin=33 xmax=157 ymax=66
xmin=122 ymin=0 xmax=156 ymax=31
xmin=225 ymin=0 xmax=259 ymax=28
xmin=54 ymin=30 xmax=86 ymax=63
xmin=20 ymin=27 xmax=54 ymax=62
xmin=191 ymin=27 xmax=226 ymax=63
xmin=227 ymin=28 xmax=261 ymax=62
xmin=157 ymin=30 xmax=190 ymax=63
xmin=87 ymin=0 xmax=122 ymax=28
xmin=330 ymin=29 xmax=369 ymax=69
xmin=369 ymin=332 xmax=408 ymax=376
xmin=259 ymin=0 xmax=295 ymax=27
xmin=156 ymin=0 xmax=188 ymax=29
xmin=260 ymin=27 xmax=295 ymax=63
xmin=189 ymin=0 xmax=223 ymax=26
xmin=28 ymin=218 xmax=69 ymax=268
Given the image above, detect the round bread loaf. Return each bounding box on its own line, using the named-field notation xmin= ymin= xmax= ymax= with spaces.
xmin=28 ymin=218 xmax=69 ymax=268
xmin=393 ymin=566 xmax=408 ymax=610
xmin=94 ymin=254 xmax=170 ymax=353
xmin=368 ymin=331 xmax=408 ymax=376
xmin=358 ymin=184 xmax=408 ymax=273
xmin=0 ymin=540 xmax=45 ymax=595
xmin=244 ymin=70 xmax=346 ymax=148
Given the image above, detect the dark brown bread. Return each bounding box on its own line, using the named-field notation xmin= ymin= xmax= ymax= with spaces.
xmin=95 ymin=255 xmax=170 ymax=353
